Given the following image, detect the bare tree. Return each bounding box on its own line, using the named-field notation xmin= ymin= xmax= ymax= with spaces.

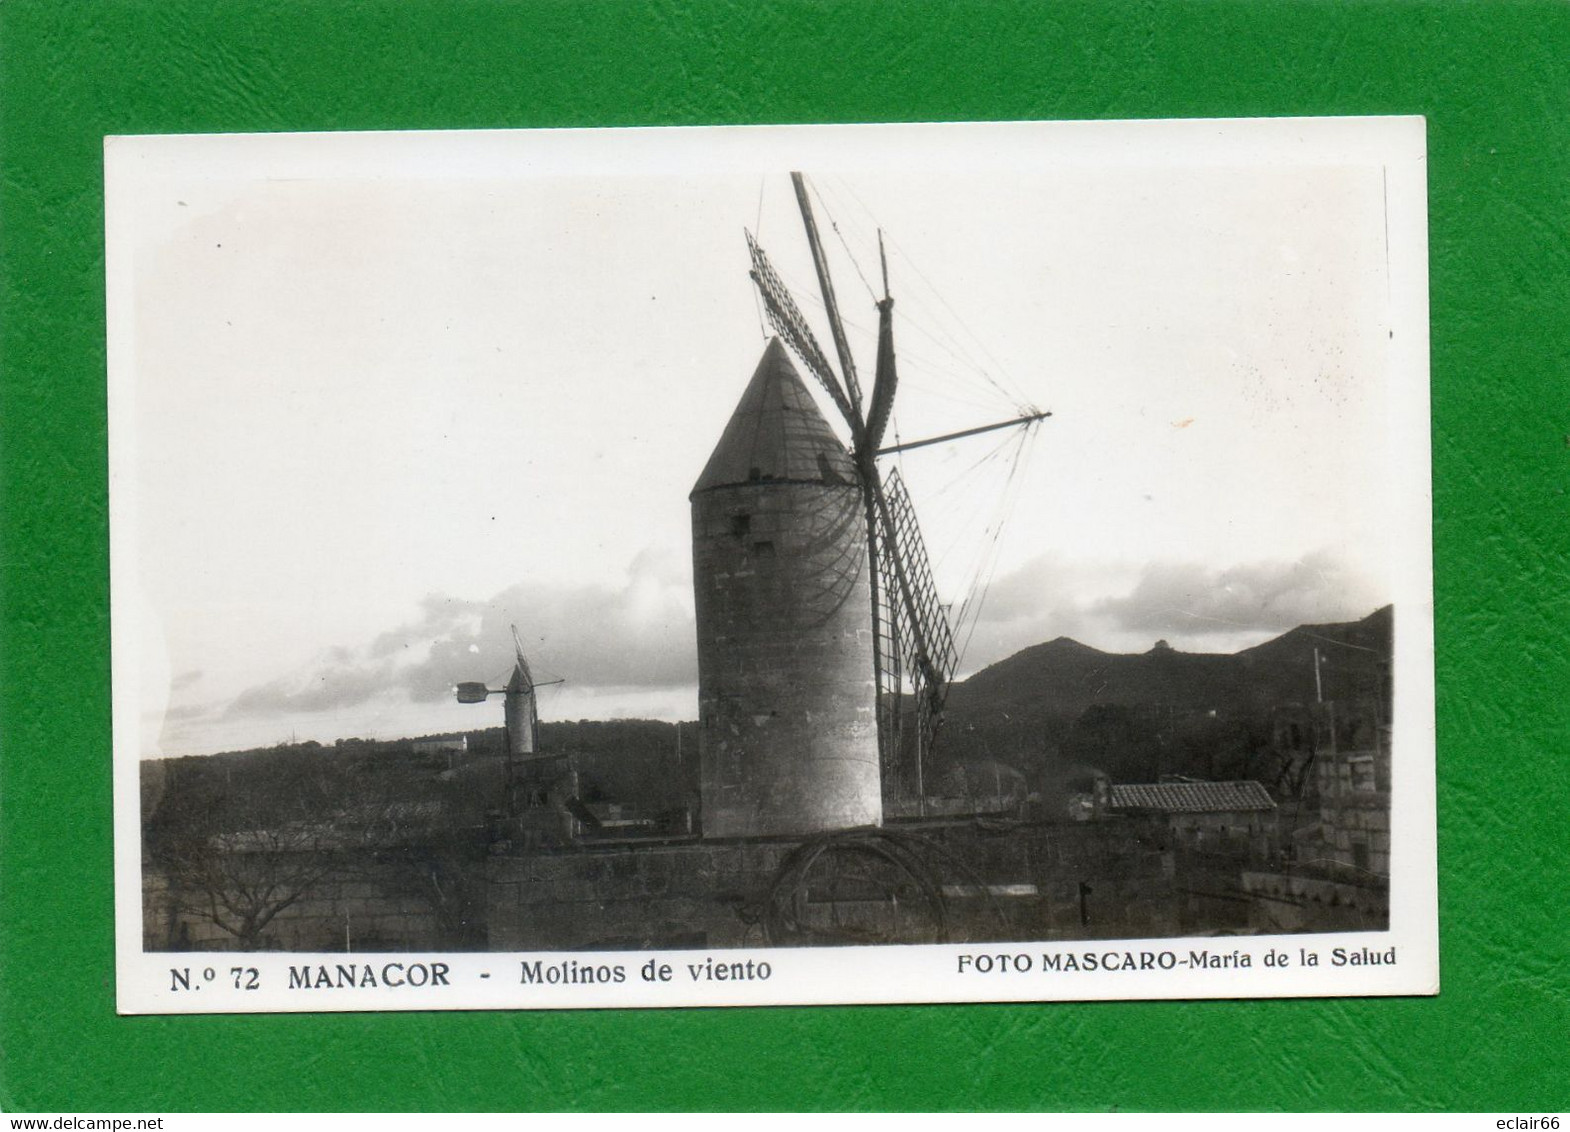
xmin=144 ymin=744 xmax=496 ymax=950
xmin=154 ymin=822 xmax=342 ymax=949
xmin=146 ymin=749 xmax=359 ymax=948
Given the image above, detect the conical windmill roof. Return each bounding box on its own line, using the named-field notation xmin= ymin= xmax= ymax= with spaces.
xmin=691 ymin=338 xmax=857 ymax=495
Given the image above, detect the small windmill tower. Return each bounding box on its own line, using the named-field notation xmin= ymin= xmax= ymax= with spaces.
xmin=456 ymin=624 xmax=564 ymax=779
xmin=692 ymin=173 xmax=1048 ymax=837
xmin=456 ymin=627 xmax=572 ymax=838
xmin=503 ymin=625 xmax=539 ymax=758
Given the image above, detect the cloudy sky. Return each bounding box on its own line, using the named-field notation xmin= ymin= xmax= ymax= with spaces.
xmin=108 ymin=120 xmax=1429 ymax=757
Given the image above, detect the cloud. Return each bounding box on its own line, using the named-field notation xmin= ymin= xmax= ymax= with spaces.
xmin=956 ymin=548 xmax=1385 ymax=669
xmin=1092 ymin=550 xmax=1383 ymax=639
xmin=216 ymin=542 xmax=1384 ymax=730
xmin=170 ymin=669 xmax=204 ymax=692
xmin=956 ymin=553 xmax=1123 ymax=669
xmin=225 ymin=658 xmax=398 ymax=718
xmin=222 ymin=548 xmax=697 ymax=721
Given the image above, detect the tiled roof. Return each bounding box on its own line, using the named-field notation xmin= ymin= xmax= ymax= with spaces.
xmin=692 ymin=338 xmax=857 ymax=494
xmin=1108 ymin=780 xmax=1277 ymax=814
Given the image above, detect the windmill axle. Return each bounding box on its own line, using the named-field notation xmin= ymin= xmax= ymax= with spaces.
xmin=874 ymin=411 xmax=1052 ymax=456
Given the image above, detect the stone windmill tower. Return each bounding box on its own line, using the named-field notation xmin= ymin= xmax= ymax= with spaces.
xmin=691 ymin=339 xmax=880 ymax=838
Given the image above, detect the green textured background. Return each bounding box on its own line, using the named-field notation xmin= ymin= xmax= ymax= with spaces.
xmin=2 ymin=0 xmax=1567 ymax=1113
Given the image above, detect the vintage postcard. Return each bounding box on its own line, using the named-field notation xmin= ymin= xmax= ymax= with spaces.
xmin=109 ymin=118 xmax=1435 ymax=1013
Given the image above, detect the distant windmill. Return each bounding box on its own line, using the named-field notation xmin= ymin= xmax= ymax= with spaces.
xmin=745 ymin=173 xmax=1050 ymax=802
xmin=454 ymin=624 xmax=563 ymax=759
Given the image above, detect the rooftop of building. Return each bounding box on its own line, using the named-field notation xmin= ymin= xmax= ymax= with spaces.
xmin=1108 ymin=780 xmax=1277 ymax=814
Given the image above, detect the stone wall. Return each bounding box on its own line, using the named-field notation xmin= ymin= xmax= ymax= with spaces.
xmin=1319 ymin=790 xmax=1392 ymax=876
xmin=1242 ymin=870 xmax=1389 ymax=933
xmin=143 ymin=812 xmax=1273 ymax=952
xmin=487 ymin=815 xmax=1193 ymax=950
xmin=487 ymin=839 xmax=790 ymax=950
xmin=142 ymin=849 xmax=479 ymax=952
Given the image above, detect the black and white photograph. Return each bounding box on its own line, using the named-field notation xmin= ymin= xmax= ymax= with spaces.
xmin=109 ymin=119 xmax=1436 ymax=1012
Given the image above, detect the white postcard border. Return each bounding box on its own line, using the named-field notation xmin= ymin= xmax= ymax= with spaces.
xmin=109 ymin=116 xmax=1436 ymax=1014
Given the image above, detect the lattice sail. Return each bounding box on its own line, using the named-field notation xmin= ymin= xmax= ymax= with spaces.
xmin=874 ymin=535 xmax=905 ymax=790
xmin=876 ymin=467 xmax=957 ymax=763
xmin=746 ymin=231 xmax=857 ymax=429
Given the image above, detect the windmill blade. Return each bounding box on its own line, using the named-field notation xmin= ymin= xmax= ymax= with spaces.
xmin=509 ymin=624 xmax=535 ymax=691
xmin=873 ymin=467 xmax=958 ymax=702
xmin=747 ymin=230 xmax=858 ymax=431
xmin=864 ymin=293 xmax=899 ymax=454
xmin=791 ymin=173 xmax=865 ymax=417
xmin=868 ymin=465 xmax=958 ymax=777
xmin=864 ymin=231 xmax=899 ymax=452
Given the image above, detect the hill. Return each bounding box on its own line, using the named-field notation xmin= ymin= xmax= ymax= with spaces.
xmin=937 ymin=606 xmax=1392 ymax=786
xmin=148 ymin=610 xmax=1393 ymax=828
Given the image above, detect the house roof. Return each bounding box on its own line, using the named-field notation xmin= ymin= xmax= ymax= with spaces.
xmin=691 ymin=338 xmax=857 ymax=495
xmin=1108 ymin=780 xmax=1277 ymax=814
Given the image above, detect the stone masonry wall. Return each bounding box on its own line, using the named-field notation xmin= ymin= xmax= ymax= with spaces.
xmin=143 ymin=850 xmax=467 ymax=953
xmin=487 ymin=815 xmax=1187 ymax=951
